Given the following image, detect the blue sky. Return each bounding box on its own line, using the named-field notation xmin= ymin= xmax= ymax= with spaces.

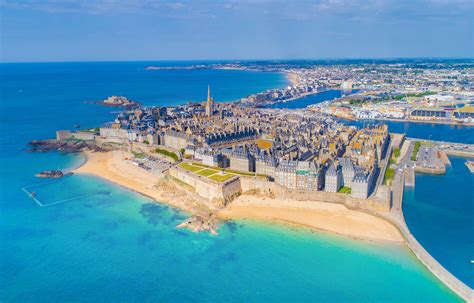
xmin=0 ymin=0 xmax=473 ymax=62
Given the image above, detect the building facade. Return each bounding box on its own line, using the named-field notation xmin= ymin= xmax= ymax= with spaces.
xmin=325 ymin=163 xmax=342 ymax=192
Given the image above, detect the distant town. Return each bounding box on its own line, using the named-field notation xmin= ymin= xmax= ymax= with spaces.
xmin=147 ymin=60 xmax=474 ymax=124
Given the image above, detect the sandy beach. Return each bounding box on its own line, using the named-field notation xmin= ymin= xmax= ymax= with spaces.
xmin=286 ymin=72 xmax=300 ymax=86
xmin=220 ymin=195 xmax=403 ymax=242
xmin=74 ymin=150 xmax=212 ymax=214
xmin=75 ymin=150 xmax=403 ymax=242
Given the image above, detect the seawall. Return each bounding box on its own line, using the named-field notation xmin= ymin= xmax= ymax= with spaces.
xmin=386 ymin=173 xmax=473 ymax=302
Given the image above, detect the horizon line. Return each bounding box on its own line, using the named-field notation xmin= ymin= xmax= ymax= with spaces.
xmin=1 ymin=56 xmax=474 ymax=64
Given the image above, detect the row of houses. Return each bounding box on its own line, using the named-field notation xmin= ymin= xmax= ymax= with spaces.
xmin=325 ymin=157 xmax=379 ymax=198
xmin=193 ymin=146 xmax=378 ymax=198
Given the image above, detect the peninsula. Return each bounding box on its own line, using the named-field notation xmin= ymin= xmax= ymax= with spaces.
xmin=33 ymin=79 xmax=474 ymax=301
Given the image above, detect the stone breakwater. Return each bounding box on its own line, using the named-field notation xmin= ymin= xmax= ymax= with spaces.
xmin=388 ymin=173 xmax=473 ymax=303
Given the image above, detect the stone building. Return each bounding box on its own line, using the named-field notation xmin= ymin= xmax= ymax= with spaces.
xmin=164 ymin=129 xmax=188 ymax=150
xmin=339 ymin=157 xmax=355 ymax=187
xmin=325 ymin=163 xmax=342 ymax=192
xmin=276 ymin=160 xmax=324 ymax=191
xmin=275 ymin=160 xmax=297 ymax=189
xmin=255 ymin=155 xmax=278 ymax=178
xmin=351 ymin=166 xmax=379 ymax=199
xmin=295 ymin=161 xmax=323 ymax=191
xmin=229 ymin=147 xmax=255 ymax=172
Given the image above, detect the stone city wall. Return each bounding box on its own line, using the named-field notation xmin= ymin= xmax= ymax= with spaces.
xmin=272 ymin=184 xmax=390 ymax=212
xmin=169 ymin=167 xmax=241 ymax=204
xmin=237 ymin=177 xmax=390 ymax=212
xmin=240 ymin=177 xmax=275 ymax=192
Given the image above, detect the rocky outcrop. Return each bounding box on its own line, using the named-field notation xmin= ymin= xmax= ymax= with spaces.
xmin=35 ymin=170 xmax=69 ymax=178
xmin=27 ymin=139 xmax=111 ymax=153
xmin=102 ymin=96 xmax=138 ymax=108
xmin=176 ymin=214 xmax=219 ymax=235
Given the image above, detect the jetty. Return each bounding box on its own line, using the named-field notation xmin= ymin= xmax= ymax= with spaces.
xmin=386 ymin=172 xmax=473 ymax=302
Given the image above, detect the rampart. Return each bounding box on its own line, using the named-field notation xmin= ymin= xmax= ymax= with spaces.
xmin=169 ymin=166 xmax=241 ymax=206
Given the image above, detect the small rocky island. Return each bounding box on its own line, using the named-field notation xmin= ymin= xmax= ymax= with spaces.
xmin=176 ymin=214 xmax=219 ymax=235
xmin=35 ymin=170 xmax=68 ymax=178
xmin=101 ymin=96 xmax=138 ymax=107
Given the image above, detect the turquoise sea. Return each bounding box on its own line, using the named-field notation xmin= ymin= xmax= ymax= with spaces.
xmin=0 ymin=62 xmax=465 ymax=302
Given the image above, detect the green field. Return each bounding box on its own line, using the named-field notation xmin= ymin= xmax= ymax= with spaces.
xmin=383 ymin=168 xmax=395 ymax=185
xmin=197 ymin=169 xmax=218 ymax=177
xmin=179 ymin=162 xmax=203 ymax=172
xmin=191 ymin=162 xmax=264 ymax=177
xmin=338 ymin=186 xmax=351 ymax=194
xmin=153 ymin=148 xmax=179 ymax=161
xmin=209 ymin=174 xmax=235 ymax=182
xmin=178 ymin=162 xmax=236 ymax=182
xmin=192 ymin=162 xmax=210 ymax=168
xmin=411 ymin=141 xmax=421 ymax=161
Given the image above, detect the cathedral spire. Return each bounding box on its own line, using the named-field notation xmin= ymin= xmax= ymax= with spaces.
xmin=205 ymin=85 xmax=214 ymax=117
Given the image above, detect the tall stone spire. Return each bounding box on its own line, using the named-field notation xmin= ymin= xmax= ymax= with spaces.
xmin=207 ymin=85 xmax=211 ymax=102
xmin=206 ymin=85 xmax=213 ymax=117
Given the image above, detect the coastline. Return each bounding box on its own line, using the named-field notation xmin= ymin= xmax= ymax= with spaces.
xmin=219 ymin=195 xmax=404 ymax=243
xmin=74 ymin=150 xmax=404 ymax=243
xmin=73 ymin=151 xmax=210 ymax=214
xmin=286 ymin=72 xmax=300 ymax=86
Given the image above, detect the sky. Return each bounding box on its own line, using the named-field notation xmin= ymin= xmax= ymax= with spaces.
xmin=0 ymin=0 xmax=473 ymax=62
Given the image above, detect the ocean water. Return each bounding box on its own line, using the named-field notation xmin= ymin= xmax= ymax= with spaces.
xmin=0 ymin=62 xmax=464 ymax=302
xmin=403 ymin=156 xmax=474 ymax=288
xmin=342 ymin=119 xmax=474 ymax=144
xmin=265 ymin=89 xmax=350 ymax=109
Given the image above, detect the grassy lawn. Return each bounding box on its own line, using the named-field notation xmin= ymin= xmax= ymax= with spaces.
xmin=393 ymin=147 xmax=400 ymax=158
xmin=384 ymin=168 xmax=395 ymax=185
xmin=338 ymin=186 xmax=351 ymax=194
xmin=197 ymin=169 xmax=218 ymax=177
xmin=411 ymin=141 xmax=421 ymax=161
xmin=179 ymin=162 xmax=203 ymax=172
xmin=179 ymin=162 xmax=236 ymax=182
xmin=192 ymin=162 xmax=211 ymax=168
xmin=224 ymin=168 xmax=255 ymax=176
xmin=191 ymin=162 xmax=263 ymax=177
xmin=132 ymin=151 xmax=146 ymax=158
xmin=153 ymin=148 xmax=179 ymax=161
xmin=209 ymin=174 xmax=235 ymax=182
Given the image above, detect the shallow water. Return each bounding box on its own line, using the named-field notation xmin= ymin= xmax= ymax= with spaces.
xmin=0 ymin=62 xmax=465 ymax=302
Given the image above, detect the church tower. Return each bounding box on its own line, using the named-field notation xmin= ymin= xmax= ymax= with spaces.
xmin=205 ymin=85 xmax=214 ymax=117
